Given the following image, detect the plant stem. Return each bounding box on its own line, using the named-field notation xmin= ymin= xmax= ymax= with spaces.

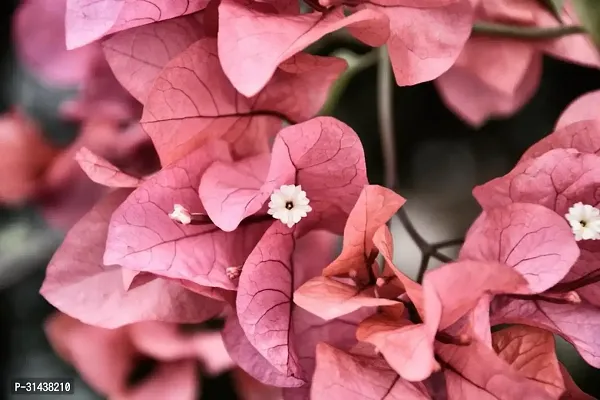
xmin=376 ymin=46 xmax=395 ymax=275
xmin=472 ymin=22 xmax=585 ymax=40
xmin=377 ymin=46 xmax=396 ymax=191
xmin=431 ymin=237 xmax=464 ymax=250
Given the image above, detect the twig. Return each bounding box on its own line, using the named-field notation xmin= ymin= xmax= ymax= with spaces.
xmin=431 ymin=237 xmax=464 ymax=250
xmin=416 ymin=253 xmax=431 ymax=284
xmin=377 ymin=46 xmax=396 ymax=190
xmin=472 ymin=22 xmax=585 ymax=40
xmin=376 ymin=46 xmax=396 ymax=275
xmin=398 ymin=206 xmax=456 ymax=283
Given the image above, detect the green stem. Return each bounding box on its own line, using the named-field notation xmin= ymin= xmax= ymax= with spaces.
xmin=472 ymin=22 xmax=585 ymax=40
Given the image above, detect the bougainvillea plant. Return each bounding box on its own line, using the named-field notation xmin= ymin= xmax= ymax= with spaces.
xmin=6 ymin=0 xmax=600 ymax=398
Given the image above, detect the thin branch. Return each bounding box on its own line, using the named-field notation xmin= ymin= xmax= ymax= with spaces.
xmin=377 ymin=45 xmax=397 ymax=190
xmin=430 ymin=249 xmax=454 ymax=264
xmin=399 ymin=206 xmax=455 ymax=283
xmin=472 ymin=22 xmax=585 ymax=40
xmin=396 ymin=208 xmax=428 ymax=249
xmin=431 ymin=237 xmax=464 ymax=250
xmin=376 ymin=46 xmax=396 ymax=275
xmin=416 ymin=253 xmax=431 ymax=284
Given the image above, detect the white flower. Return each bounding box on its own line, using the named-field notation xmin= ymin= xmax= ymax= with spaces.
xmin=169 ymin=204 xmax=192 ymax=225
xmin=267 ymin=184 xmax=312 ymax=228
xmin=565 ymin=202 xmax=600 ymax=241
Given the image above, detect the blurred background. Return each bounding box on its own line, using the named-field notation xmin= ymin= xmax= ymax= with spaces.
xmin=1 ymin=0 xmax=599 ymax=398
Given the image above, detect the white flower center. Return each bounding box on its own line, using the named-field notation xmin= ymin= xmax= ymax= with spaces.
xmin=267 ymin=184 xmax=312 ymax=228
xmin=565 ymin=202 xmax=600 ymax=241
xmin=169 ymin=204 xmax=192 ymax=225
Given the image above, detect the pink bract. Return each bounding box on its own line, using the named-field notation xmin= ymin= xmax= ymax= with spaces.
xmin=102 ymin=11 xmax=349 ymax=167
xmin=435 ymin=1 xmax=600 ymax=127
xmin=0 ymin=110 xmax=59 ymax=205
xmin=227 ymin=227 xmax=372 ymax=397
xmin=293 ymin=275 xmax=398 ymax=321
xmin=13 ymin=0 xmax=140 ymax=122
xmin=103 ymin=140 xmax=271 ymax=290
xmin=65 ymin=0 xmax=210 ymax=49
xmin=456 ymin=199 xmax=600 ymax=367
xmin=311 ymin=343 xmax=432 ymax=399
xmin=436 ymin=338 xmax=555 ymax=399
xmin=293 ymin=183 xmax=447 ymax=383
xmin=0 ymin=109 xmax=154 ymax=231
xmin=320 ymin=185 xmax=405 ymax=282
xmin=59 ymin=50 xmax=141 ymax=123
xmin=460 ymin=202 xmax=579 ymax=293
xmin=294 ymin=186 xmax=412 ymax=321
xmin=218 ymin=0 xmax=473 ymax=97
xmin=103 ymin=13 xmax=207 ymax=104
xmin=348 ymin=257 xmax=529 ymax=384
xmin=140 ymin=36 xmax=345 ymax=166
xmin=13 ymin=0 xmax=98 ymax=86
xmin=475 ymin=121 xmax=600 ymax=308
xmin=45 ymin=313 xmax=234 ymax=399
xmin=75 ymin=147 xmax=142 ymax=188
xmin=491 ymin=325 xmax=565 ymax=398
xmin=199 ymin=117 xmax=367 ymax=235
xmin=41 ymin=189 xmax=224 ymax=328
xmin=519 ymin=119 xmax=600 ymax=161
xmin=422 ymin=259 xmax=529 ymax=331
xmin=312 ymin=334 xmax=554 ymax=400
xmin=38 ymin=121 xmax=156 ymax=230
xmin=23 ymin=0 xmax=600 ymax=396
xmin=435 ymin=43 xmax=542 ymax=127
xmin=491 ymin=297 xmax=600 ymax=368
xmin=356 ymin=306 xmax=440 ymax=383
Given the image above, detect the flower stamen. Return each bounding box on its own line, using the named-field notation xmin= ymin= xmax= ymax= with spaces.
xmin=565 ymin=202 xmax=600 ymax=241
xmin=168 ymin=204 xmax=210 ymax=225
xmin=267 ymin=184 xmax=312 ymax=228
xmin=169 ymin=204 xmax=192 ymax=225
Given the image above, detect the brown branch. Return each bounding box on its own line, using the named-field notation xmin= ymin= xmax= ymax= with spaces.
xmin=377 ymin=46 xmax=397 ymax=191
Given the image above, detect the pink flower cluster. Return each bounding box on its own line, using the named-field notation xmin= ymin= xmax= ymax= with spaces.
xmin=5 ymin=0 xmax=597 ymax=398
xmin=436 ymin=0 xmax=600 ymax=126
xmin=6 ymin=0 xmax=153 ymax=229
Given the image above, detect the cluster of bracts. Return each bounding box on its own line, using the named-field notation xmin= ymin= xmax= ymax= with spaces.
xmin=4 ymin=0 xmax=600 ymax=398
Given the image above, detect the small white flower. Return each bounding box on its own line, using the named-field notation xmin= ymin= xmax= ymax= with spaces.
xmin=267 ymin=184 xmax=312 ymax=228
xmin=565 ymin=202 xmax=600 ymax=241
xmin=169 ymin=204 xmax=192 ymax=225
